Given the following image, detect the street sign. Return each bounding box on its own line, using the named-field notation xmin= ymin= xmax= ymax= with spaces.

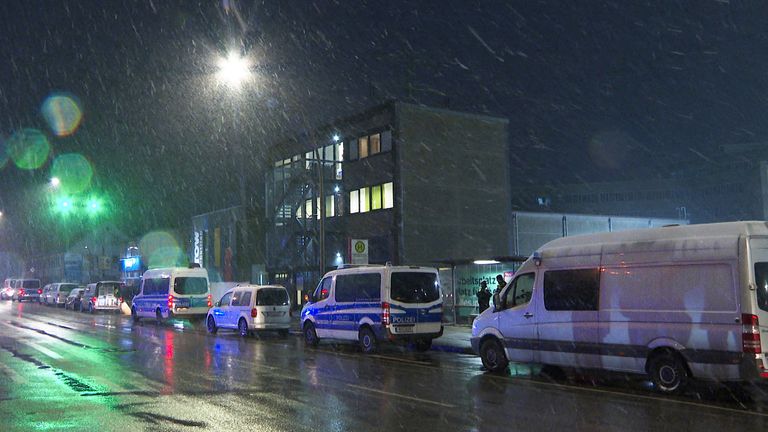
xmin=350 ymin=239 xmax=368 ymax=265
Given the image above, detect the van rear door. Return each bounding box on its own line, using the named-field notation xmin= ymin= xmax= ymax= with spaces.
xmin=749 ymin=238 xmax=768 ymax=360
xmin=389 ymin=271 xmax=442 ymax=336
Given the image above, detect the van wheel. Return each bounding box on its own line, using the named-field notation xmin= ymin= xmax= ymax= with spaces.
xmin=359 ymin=327 xmax=378 ymax=354
xmin=155 ymin=309 xmax=164 ymax=324
xmin=303 ymin=322 xmax=319 ymax=347
xmin=238 ymin=318 xmax=249 ymax=337
xmin=480 ymin=338 xmax=509 ymax=373
xmin=648 ymin=351 xmax=688 ymax=394
xmin=414 ymin=339 xmax=432 ymax=352
xmin=131 ymin=307 xmax=140 ymax=324
xmin=207 ymin=316 xmax=217 ymax=334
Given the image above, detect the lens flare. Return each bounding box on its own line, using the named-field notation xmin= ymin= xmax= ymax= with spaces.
xmin=51 ymin=153 xmax=93 ymax=194
xmin=8 ymin=129 xmax=51 ymax=170
xmin=42 ymin=93 xmax=83 ymax=137
xmin=140 ymin=231 xmax=186 ymax=269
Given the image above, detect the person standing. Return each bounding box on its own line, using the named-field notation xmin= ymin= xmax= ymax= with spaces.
xmin=477 ymin=281 xmax=491 ymax=313
xmin=495 ymin=274 xmax=507 ymax=295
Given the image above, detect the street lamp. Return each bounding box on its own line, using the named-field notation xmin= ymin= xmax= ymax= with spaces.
xmin=50 ymin=177 xmax=61 ymax=188
xmin=216 ymin=52 xmax=251 ymax=90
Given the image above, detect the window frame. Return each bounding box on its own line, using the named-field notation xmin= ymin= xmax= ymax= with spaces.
xmin=542 ymin=268 xmax=600 ymax=311
xmin=503 ymin=272 xmax=535 ymax=310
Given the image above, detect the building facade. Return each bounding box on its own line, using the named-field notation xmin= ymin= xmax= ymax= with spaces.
xmin=265 ymin=101 xmax=511 ymax=306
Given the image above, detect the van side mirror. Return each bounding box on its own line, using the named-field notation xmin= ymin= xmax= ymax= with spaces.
xmin=492 ymin=293 xmax=501 ymax=312
xmin=215 ymin=301 xmax=220 ymax=307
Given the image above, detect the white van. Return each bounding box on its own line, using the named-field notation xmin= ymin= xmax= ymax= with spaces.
xmin=472 ymin=221 xmax=768 ymax=393
xmin=301 ymin=264 xmax=443 ymax=353
xmin=131 ymin=267 xmax=211 ymax=322
xmin=82 ymin=281 xmax=123 ymax=313
xmin=44 ymin=282 xmax=79 ymax=307
xmin=206 ymin=285 xmax=291 ymax=337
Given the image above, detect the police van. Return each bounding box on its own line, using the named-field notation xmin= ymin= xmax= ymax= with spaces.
xmin=131 ymin=266 xmax=211 ymax=322
xmin=301 ymin=264 xmax=443 ymax=353
xmin=472 ymin=221 xmax=768 ymax=393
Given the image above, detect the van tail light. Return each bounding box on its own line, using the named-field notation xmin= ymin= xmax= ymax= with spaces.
xmin=168 ymin=295 xmax=174 ymax=309
xmin=382 ymin=302 xmax=391 ymax=326
xmin=251 ymin=308 xmax=258 ymax=318
xmin=37 ymin=289 xmax=42 ymax=295
xmin=19 ymin=289 xmax=25 ymax=296
xmin=91 ymin=297 xmax=97 ymax=304
xmin=118 ymin=297 xmax=124 ymax=304
xmin=743 ymin=314 xmax=762 ymax=354
xmin=207 ymin=294 xmax=212 ymax=308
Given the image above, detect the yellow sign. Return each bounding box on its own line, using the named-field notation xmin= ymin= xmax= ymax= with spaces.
xmin=354 ymin=241 xmax=366 ymax=254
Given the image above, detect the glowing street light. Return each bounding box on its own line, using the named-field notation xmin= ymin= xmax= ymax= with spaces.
xmin=50 ymin=177 xmax=61 ymax=188
xmin=216 ymin=52 xmax=251 ymax=89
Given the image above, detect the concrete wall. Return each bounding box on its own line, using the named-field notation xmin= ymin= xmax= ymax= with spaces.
xmin=397 ymin=103 xmax=510 ymax=264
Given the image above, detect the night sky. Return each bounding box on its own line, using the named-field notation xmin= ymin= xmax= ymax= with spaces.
xmin=2 ymin=0 xmax=768 ymax=255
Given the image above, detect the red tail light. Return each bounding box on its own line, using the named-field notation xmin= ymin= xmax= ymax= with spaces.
xmin=91 ymin=297 xmax=97 ymax=304
xmin=743 ymin=314 xmax=762 ymax=354
xmin=382 ymin=302 xmax=391 ymax=326
xmin=168 ymin=295 xmax=174 ymax=309
xmin=251 ymin=308 xmax=258 ymax=318
xmin=207 ymin=294 xmax=212 ymax=308
xmin=118 ymin=297 xmax=124 ymax=303
xmin=37 ymin=289 xmax=42 ymax=294
xmin=19 ymin=289 xmax=25 ymax=296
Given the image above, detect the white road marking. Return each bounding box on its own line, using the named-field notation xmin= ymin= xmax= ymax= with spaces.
xmin=0 ymin=362 xmax=27 ymax=384
xmin=346 ymin=383 xmax=455 ymax=408
xmin=24 ymin=341 xmax=63 ymax=360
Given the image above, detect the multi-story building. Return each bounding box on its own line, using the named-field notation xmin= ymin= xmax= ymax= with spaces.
xmin=265 ymin=101 xmax=511 ymax=306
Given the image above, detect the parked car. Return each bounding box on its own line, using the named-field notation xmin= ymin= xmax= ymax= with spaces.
xmin=65 ymin=288 xmax=85 ymax=311
xmin=301 ymin=264 xmax=443 ymax=353
xmin=131 ymin=267 xmax=211 ymax=322
xmin=472 ymin=221 xmax=768 ymax=394
xmin=12 ymin=279 xmax=42 ymax=302
xmin=206 ymin=285 xmax=291 ymax=337
xmin=40 ymin=284 xmax=53 ymax=304
xmin=44 ymin=283 xmax=79 ymax=307
xmin=1 ymin=278 xmax=17 ymax=300
xmin=81 ymin=281 xmax=124 ymax=313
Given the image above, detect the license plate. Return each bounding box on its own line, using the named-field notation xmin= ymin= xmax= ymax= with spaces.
xmin=265 ymin=311 xmax=284 ymax=317
xmin=175 ymin=298 xmax=190 ymax=307
xmin=395 ymin=325 xmax=414 ymax=333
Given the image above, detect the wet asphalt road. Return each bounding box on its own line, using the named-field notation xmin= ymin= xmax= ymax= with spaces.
xmin=2 ymin=302 xmax=768 ymax=431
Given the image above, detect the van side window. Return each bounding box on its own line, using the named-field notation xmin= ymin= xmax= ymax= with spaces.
xmin=231 ymin=291 xmax=243 ymax=306
xmin=543 ymin=269 xmax=600 ymax=311
xmin=314 ymin=277 xmax=332 ymax=302
xmin=240 ymin=291 xmax=252 ymax=307
xmin=219 ymin=292 xmax=233 ymax=307
xmin=504 ymin=273 xmax=535 ymax=308
xmin=335 ymin=273 xmax=381 ymax=302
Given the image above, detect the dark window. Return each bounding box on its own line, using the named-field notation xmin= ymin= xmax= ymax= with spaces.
xmin=335 ymin=273 xmax=381 ymax=302
xmin=142 ymin=278 xmax=154 ymax=295
xmin=144 ymin=277 xmax=169 ymax=295
xmin=219 ymin=292 xmax=233 ymax=307
xmin=22 ymin=280 xmax=40 ymax=289
xmin=755 ymin=263 xmax=768 ymax=313
xmin=241 ymin=291 xmax=252 ymax=307
xmin=60 ymin=284 xmax=77 ymax=294
xmin=231 ymin=291 xmax=244 ymax=306
xmin=543 ymin=269 xmax=600 ymax=311
xmin=504 ymin=273 xmax=535 ymax=308
xmin=313 ymin=277 xmax=332 ymax=302
xmin=98 ymin=283 xmax=121 ymax=297
xmin=390 ymin=272 xmax=440 ymax=303
xmin=256 ymin=288 xmax=289 ymax=306
xmin=174 ymin=277 xmax=207 ymax=295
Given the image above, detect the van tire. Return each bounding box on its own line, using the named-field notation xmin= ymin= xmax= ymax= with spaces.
xmin=480 ymin=338 xmax=509 ymax=373
xmin=359 ymin=327 xmax=378 ymax=354
xmin=207 ymin=316 xmax=217 ymax=334
xmin=131 ymin=307 xmax=140 ymax=324
xmin=238 ymin=318 xmax=249 ymax=337
xmin=648 ymin=351 xmax=688 ymax=394
xmin=156 ymin=309 xmax=164 ymax=324
xmin=303 ymin=322 xmax=319 ymax=347
xmin=414 ymin=339 xmax=432 ymax=352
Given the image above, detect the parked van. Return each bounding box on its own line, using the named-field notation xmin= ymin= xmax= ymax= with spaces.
xmin=206 ymin=285 xmax=291 ymax=337
xmin=301 ymin=264 xmax=443 ymax=353
xmin=13 ymin=279 xmax=41 ymax=302
xmin=471 ymin=221 xmax=768 ymax=393
xmin=1 ymin=278 xmax=16 ymax=300
xmin=44 ymin=283 xmax=79 ymax=307
xmin=81 ymin=281 xmax=124 ymax=313
xmin=131 ymin=267 xmax=211 ymax=322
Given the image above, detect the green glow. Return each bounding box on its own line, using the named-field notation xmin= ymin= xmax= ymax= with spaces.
xmin=8 ymin=128 xmax=51 ymax=170
xmin=51 ymin=153 xmax=93 ymax=194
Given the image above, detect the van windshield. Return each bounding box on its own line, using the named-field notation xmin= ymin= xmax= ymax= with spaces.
xmin=256 ymin=288 xmax=289 ymax=306
xmin=22 ymin=280 xmax=40 ymax=289
xmin=174 ymin=277 xmax=208 ymax=295
xmin=390 ymin=272 xmax=440 ymax=304
xmin=755 ymin=263 xmax=768 ymax=312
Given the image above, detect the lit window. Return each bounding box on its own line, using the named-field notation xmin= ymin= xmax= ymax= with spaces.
xmin=360 ymin=187 xmax=370 ymax=213
xmin=350 ymin=190 xmax=359 ymax=214
xmin=336 ymin=142 xmax=344 ymax=162
xmin=305 ymin=199 xmax=313 ymax=218
xmin=324 ymin=144 xmax=334 ymax=161
xmin=297 ymin=203 xmax=303 ymax=218
xmin=383 ymin=182 xmax=394 ymax=208
xmin=326 ymin=195 xmax=334 ymax=217
xmin=316 ymin=197 xmax=321 ymax=219
xmin=370 ymin=133 xmax=381 ymax=155
xmin=371 ymin=185 xmax=382 ymax=210
xmin=359 ymin=136 xmax=369 ymax=158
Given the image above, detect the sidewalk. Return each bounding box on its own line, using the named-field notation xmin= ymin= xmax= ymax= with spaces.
xmin=289 ymin=315 xmax=474 ymax=355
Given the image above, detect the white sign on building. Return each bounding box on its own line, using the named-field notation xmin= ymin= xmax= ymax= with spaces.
xmin=350 ymin=239 xmax=369 ymax=265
